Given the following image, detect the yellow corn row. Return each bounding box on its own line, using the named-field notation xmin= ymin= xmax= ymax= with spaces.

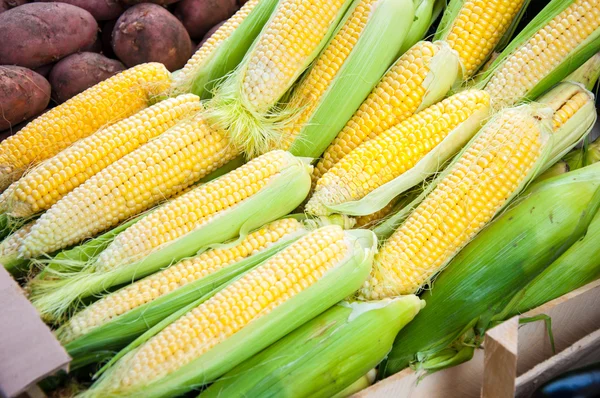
xmin=313 ymin=41 xmax=461 ymax=182
xmin=360 ymin=106 xmax=549 ymax=299
xmin=5 ymin=94 xmax=201 ymax=218
xmin=20 ymin=112 xmax=237 ymax=258
xmin=0 ymin=63 xmax=171 ymax=191
xmin=306 ymin=90 xmax=490 ymax=216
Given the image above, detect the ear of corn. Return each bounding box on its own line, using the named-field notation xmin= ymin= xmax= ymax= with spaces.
xmin=58 ymin=217 xmax=312 ymax=363
xmin=362 ymin=105 xmax=554 ymax=299
xmin=307 ymin=90 xmax=490 ymax=217
xmin=565 ymin=138 xmax=600 ymax=171
xmin=313 ymin=41 xmax=462 ymax=182
xmin=200 ymin=296 xmax=423 ymax=398
xmin=169 ymin=0 xmax=279 ymax=99
xmin=279 ymin=0 xmax=418 ymax=159
xmin=5 ymin=94 xmax=202 ymax=218
xmin=0 ymin=63 xmax=171 ymax=191
xmin=478 ymin=0 xmax=600 ymax=109
xmin=206 ymin=0 xmax=354 ymax=158
xmin=82 ymin=226 xmax=376 ymax=398
xmin=380 ymin=162 xmax=600 ymax=376
xmin=20 ymin=110 xmax=238 ymax=258
xmin=434 ymin=0 xmax=531 ymax=77
xmin=29 ymin=150 xmax=312 ymax=322
xmin=331 ymin=369 xmax=377 ymax=398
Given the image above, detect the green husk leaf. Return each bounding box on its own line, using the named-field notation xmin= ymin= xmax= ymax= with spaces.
xmin=399 ymin=0 xmax=436 ymax=54
xmin=323 ymin=91 xmax=488 ymax=216
xmin=380 ymin=163 xmax=600 ymax=376
xmin=29 ymin=155 xmax=313 ymax=322
xmin=84 ymin=228 xmax=377 ymax=398
xmin=205 ymin=0 xmax=353 ymax=158
xmin=476 ymin=0 xmax=600 ymax=102
xmin=200 ymin=295 xmax=423 ymax=398
xmin=534 ymin=160 xmax=570 ymax=183
xmin=169 ymin=0 xmax=280 ymax=99
xmin=61 ymin=226 xmax=307 ymax=364
xmin=287 ymin=0 xmax=416 ymax=159
xmin=564 ymin=52 xmax=600 ymax=90
xmin=331 ymin=369 xmax=377 ymax=398
xmin=498 ymin=207 xmax=600 ymax=318
xmin=565 ymin=138 xmax=600 ymax=171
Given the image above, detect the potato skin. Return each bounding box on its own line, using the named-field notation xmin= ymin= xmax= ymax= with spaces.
xmin=197 ymin=20 xmax=225 ymax=49
xmin=0 ymin=0 xmax=28 ymax=14
xmin=0 ymin=66 xmax=50 ymax=130
xmin=0 ymin=3 xmax=98 ymax=68
xmin=34 ymin=0 xmax=123 ymax=20
xmin=112 ymin=3 xmax=191 ymax=72
xmin=120 ymin=0 xmax=180 ymax=6
xmin=48 ymin=52 xmax=125 ymax=103
xmin=174 ymin=0 xmax=236 ymax=39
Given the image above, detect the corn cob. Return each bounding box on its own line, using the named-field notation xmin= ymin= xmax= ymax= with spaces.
xmin=0 ymin=222 xmax=33 ymax=276
xmin=29 ymin=150 xmax=312 ymax=322
xmin=20 ymin=111 xmax=237 ymax=258
xmin=0 ymin=63 xmax=171 ymax=191
xmin=206 ymin=0 xmax=353 ymax=157
xmin=307 ymin=90 xmax=491 ymax=217
xmin=313 ymin=41 xmax=461 ymax=182
xmin=58 ymin=217 xmax=310 ymax=360
xmin=361 ymin=105 xmax=551 ymax=299
xmin=5 ymin=95 xmax=201 ymax=218
xmin=201 ymin=296 xmax=423 ymax=398
xmin=354 ymin=201 xmax=398 ymax=228
xmin=81 ymin=226 xmax=376 ymax=398
xmin=279 ymin=0 xmax=417 ymax=158
xmin=381 ymin=162 xmax=600 ymax=376
xmin=170 ymin=0 xmax=279 ymax=99
xmin=479 ymin=0 xmax=600 ymax=109
xmin=434 ymin=0 xmax=529 ymax=77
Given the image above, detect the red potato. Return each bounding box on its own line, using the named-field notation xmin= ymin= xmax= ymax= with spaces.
xmin=33 ymin=63 xmax=54 ymax=78
xmin=0 ymin=3 xmax=98 ymax=68
xmin=82 ymin=33 xmax=103 ymax=53
xmin=174 ymin=0 xmax=237 ymax=40
xmin=48 ymin=52 xmax=125 ymax=103
xmin=197 ymin=20 xmax=225 ymax=48
xmin=0 ymin=0 xmax=28 ymax=13
xmin=237 ymin=0 xmax=247 ymax=5
xmin=112 ymin=3 xmax=191 ymax=71
xmin=0 ymin=66 xmax=50 ymax=130
xmin=34 ymin=0 xmax=123 ymax=20
xmin=120 ymin=0 xmax=180 ymax=6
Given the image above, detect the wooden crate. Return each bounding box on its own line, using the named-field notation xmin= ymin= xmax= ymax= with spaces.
xmin=354 ymin=279 xmax=600 ymax=398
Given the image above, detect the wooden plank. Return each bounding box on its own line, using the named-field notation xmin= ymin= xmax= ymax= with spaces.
xmin=515 ymin=328 xmax=600 ymax=397
xmin=516 ymin=279 xmax=600 ymax=375
xmin=351 ymin=350 xmax=484 ymax=398
xmin=482 ymin=316 xmax=518 ymax=398
xmin=0 ymin=267 xmax=70 ymax=398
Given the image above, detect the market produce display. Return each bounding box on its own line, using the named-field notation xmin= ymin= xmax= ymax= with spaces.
xmin=0 ymin=0 xmax=599 ymax=396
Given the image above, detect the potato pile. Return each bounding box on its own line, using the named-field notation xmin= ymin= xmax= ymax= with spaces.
xmin=0 ymin=0 xmax=243 ymax=136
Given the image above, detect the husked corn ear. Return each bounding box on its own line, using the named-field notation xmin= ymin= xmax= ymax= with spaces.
xmin=206 ymin=0 xmax=351 ymax=157
xmin=277 ymin=0 xmax=380 ymax=150
xmin=313 ymin=41 xmax=461 ymax=181
xmin=20 ymin=112 xmax=236 ymax=258
xmin=307 ymin=90 xmax=490 ymax=216
xmin=0 ymin=63 xmax=171 ymax=191
xmin=94 ymin=151 xmax=295 ymax=270
xmin=58 ymin=218 xmax=305 ymax=344
xmin=436 ymin=0 xmax=528 ymax=76
xmin=361 ymin=106 xmax=548 ymax=299
xmin=170 ymin=0 xmax=279 ymax=99
xmin=86 ymin=225 xmax=369 ymax=397
xmin=240 ymin=0 xmax=349 ymax=112
xmin=483 ymin=0 xmax=600 ymax=108
xmin=6 ymin=95 xmax=201 ymax=218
